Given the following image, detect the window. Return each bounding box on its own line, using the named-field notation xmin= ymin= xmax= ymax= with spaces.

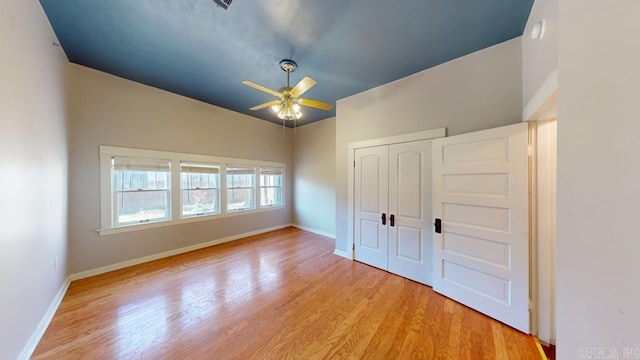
xmin=180 ymin=163 xmax=220 ymax=217
xmin=226 ymin=166 xmax=255 ymax=211
xmin=100 ymin=146 xmax=285 ymax=235
xmin=260 ymin=167 xmax=283 ymax=207
xmin=112 ymin=157 xmax=171 ymax=226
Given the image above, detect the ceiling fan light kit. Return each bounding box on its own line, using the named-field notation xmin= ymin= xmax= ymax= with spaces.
xmin=271 ymin=99 xmax=302 ymax=121
xmin=243 ymin=59 xmax=333 ymax=122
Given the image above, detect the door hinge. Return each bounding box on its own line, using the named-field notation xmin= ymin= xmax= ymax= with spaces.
xmin=527 ymin=145 xmax=534 ymax=156
xmin=529 ymin=300 xmax=535 ymax=311
xmin=353 ymin=160 xmax=356 ymax=168
xmin=352 ymin=243 xmax=355 ymax=250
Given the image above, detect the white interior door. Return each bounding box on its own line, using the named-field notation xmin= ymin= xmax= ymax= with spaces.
xmin=388 ymin=140 xmax=433 ymax=285
xmin=354 ymin=146 xmax=388 ymax=270
xmin=432 ymin=122 xmax=530 ymax=333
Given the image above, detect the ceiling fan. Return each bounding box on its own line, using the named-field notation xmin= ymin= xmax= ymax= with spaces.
xmin=242 ymin=59 xmax=333 ymax=121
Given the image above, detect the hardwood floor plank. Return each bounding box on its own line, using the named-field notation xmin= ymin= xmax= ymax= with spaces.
xmin=491 ymin=321 xmax=509 ymax=360
xmin=360 ymin=279 xmax=415 ymax=359
xmin=400 ymin=286 xmax=434 ymax=359
xmin=446 ymin=299 xmax=463 ymax=359
xmin=32 ymin=227 xmax=541 ymax=359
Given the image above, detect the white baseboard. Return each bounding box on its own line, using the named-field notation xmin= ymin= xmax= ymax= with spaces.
xmin=19 ymin=277 xmax=71 ymax=360
xmin=70 ymin=224 xmax=292 ymax=281
xmin=333 ymin=249 xmax=351 ymax=259
xmin=292 ymin=224 xmax=336 ymax=239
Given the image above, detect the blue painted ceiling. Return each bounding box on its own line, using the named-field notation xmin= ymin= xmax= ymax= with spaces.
xmin=39 ymin=0 xmax=533 ymax=126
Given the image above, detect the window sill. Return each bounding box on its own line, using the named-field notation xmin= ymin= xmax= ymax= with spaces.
xmin=98 ymin=205 xmax=285 ymax=236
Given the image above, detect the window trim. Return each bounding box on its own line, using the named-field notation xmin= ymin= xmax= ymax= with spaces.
xmin=99 ymin=146 xmax=285 ymax=236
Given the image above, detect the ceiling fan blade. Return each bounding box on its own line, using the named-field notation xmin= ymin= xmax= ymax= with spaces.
xmin=298 ymin=98 xmax=333 ymax=111
xmin=290 ymin=76 xmax=317 ymax=97
xmin=249 ymin=100 xmax=282 ymax=111
xmin=242 ymin=80 xmax=282 ymax=98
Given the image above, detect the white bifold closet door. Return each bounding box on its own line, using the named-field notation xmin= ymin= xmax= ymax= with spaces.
xmin=354 ymin=140 xmax=433 ymax=285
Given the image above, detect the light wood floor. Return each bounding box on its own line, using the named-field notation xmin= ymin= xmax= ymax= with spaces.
xmin=33 ymin=227 xmax=542 ymax=359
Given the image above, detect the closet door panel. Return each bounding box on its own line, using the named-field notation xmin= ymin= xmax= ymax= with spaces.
xmin=388 ymin=140 xmax=433 ymax=285
xmin=354 ymin=146 xmax=389 ymax=270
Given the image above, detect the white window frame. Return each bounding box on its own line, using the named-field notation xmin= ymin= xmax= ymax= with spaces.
xmin=111 ymin=157 xmax=172 ymax=227
xmin=225 ymin=165 xmax=257 ymax=212
xmin=259 ymin=167 xmax=284 ymax=208
xmin=179 ymin=162 xmax=221 ymax=219
xmin=99 ymin=146 xmax=285 ymax=236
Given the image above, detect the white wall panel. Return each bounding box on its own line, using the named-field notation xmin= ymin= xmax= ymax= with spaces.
xmin=0 ymin=1 xmax=69 ymax=358
xmin=557 ymin=0 xmax=640 ymax=356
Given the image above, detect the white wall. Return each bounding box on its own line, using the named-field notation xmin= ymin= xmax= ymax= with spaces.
xmin=557 ymin=1 xmax=640 ymax=358
xmin=0 ymin=1 xmax=69 ymax=359
xmin=67 ymin=64 xmax=293 ymax=274
xmin=334 ymin=38 xmax=523 ymax=254
xmin=522 ymin=0 xmax=558 ymax=108
xmin=292 ymin=118 xmax=336 ymax=237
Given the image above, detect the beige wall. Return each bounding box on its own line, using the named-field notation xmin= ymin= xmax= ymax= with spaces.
xmin=334 ymin=38 xmax=523 ymax=253
xmin=557 ymin=0 xmax=640 ymax=357
xmin=292 ymin=118 xmax=336 ymax=236
xmin=67 ymin=64 xmax=293 ymax=273
xmin=522 ymin=0 xmax=558 ymax=108
xmin=0 ymin=0 xmax=69 ymax=358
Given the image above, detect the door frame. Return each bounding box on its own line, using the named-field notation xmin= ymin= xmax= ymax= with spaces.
xmin=524 ymin=69 xmax=558 ymax=344
xmin=346 ymin=128 xmax=446 ymax=260
xmin=530 ymin=118 xmax=556 ymax=343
